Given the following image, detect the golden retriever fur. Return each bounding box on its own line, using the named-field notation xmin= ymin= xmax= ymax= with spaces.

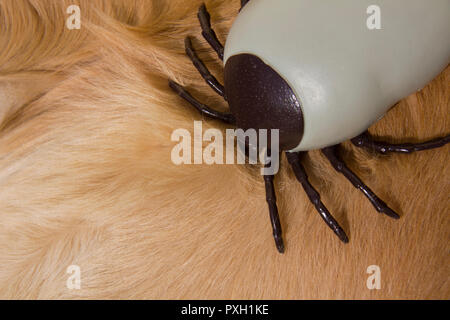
xmin=0 ymin=0 xmax=448 ymax=299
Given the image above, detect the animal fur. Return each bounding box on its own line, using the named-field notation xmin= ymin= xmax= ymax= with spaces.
xmin=0 ymin=0 xmax=448 ymax=299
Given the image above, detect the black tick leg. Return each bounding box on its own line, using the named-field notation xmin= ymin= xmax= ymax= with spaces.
xmin=198 ymin=4 xmax=224 ymax=61
xmin=168 ymin=80 xmax=235 ymax=124
xmin=322 ymin=145 xmax=400 ymax=219
xmin=184 ymin=37 xmax=226 ymax=99
xmin=351 ymin=131 xmax=450 ymax=154
xmin=263 ymin=166 xmax=285 ymax=254
xmin=285 ymin=151 xmax=349 ymax=243
xmin=240 ymin=0 xmax=250 ymax=10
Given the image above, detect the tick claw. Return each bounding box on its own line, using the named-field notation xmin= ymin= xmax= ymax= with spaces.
xmin=275 ymin=237 xmax=285 ymax=254
xmin=383 ymin=208 xmax=400 ymax=220
xmin=337 ymin=230 xmax=349 ymax=244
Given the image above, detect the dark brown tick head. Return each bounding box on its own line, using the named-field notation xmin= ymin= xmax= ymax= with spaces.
xmin=224 ymin=53 xmax=304 ymax=151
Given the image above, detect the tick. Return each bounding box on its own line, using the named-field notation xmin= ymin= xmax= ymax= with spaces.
xmin=168 ymin=0 xmax=450 ymax=253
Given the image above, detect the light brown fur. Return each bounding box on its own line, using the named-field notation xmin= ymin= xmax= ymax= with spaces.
xmin=0 ymin=0 xmax=448 ymax=299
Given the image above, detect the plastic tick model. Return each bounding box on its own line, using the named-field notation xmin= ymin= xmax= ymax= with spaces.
xmin=169 ymin=0 xmax=450 ymax=253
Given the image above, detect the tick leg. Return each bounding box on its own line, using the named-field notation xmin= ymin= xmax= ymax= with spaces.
xmin=351 ymin=131 xmax=450 ymax=154
xmin=184 ymin=37 xmax=226 ymax=99
xmin=264 ymin=169 xmax=285 ymax=254
xmin=322 ymin=145 xmax=400 ymax=219
xmin=240 ymin=0 xmax=250 ymax=10
xmin=168 ymin=80 xmax=235 ymax=124
xmin=285 ymin=151 xmax=349 ymax=243
xmin=198 ymin=4 xmax=224 ymax=61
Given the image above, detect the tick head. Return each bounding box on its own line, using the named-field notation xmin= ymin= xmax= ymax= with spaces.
xmin=224 ymin=54 xmax=304 ymax=151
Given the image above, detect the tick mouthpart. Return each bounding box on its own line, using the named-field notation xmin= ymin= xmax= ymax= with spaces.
xmin=224 ymin=53 xmax=304 ymax=151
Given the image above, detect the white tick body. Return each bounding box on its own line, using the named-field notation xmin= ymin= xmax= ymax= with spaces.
xmin=224 ymin=0 xmax=450 ymax=151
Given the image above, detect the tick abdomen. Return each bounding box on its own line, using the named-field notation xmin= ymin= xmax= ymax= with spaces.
xmin=224 ymin=0 xmax=450 ymax=151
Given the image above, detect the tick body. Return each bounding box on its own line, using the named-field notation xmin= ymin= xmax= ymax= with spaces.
xmin=169 ymin=0 xmax=450 ymax=253
xmin=226 ymin=0 xmax=450 ymax=151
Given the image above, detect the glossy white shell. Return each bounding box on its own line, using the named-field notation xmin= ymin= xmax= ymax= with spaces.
xmin=224 ymin=0 xmax=450 ymax=151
